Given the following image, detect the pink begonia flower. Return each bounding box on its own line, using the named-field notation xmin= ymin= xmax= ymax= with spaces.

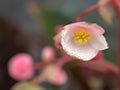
xmin=61 ymin=22 xmax=108 ymax=61
xmin=42 ymin=64 xmax=67 ymax=85
xmin=41 ymin=46 xmax=56 ymax=62
xmin=8 ymin=53 xmax=34 ymax=81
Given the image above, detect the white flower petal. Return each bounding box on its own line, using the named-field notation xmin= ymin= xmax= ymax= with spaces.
xmin=90 ymin=35 xmax=109 ymax=50
xmin=61 ymin=36 xmax=98 ymax=61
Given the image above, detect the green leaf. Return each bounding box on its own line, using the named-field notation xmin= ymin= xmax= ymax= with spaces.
xmin=11 ymin=81 xmax=45 ymax=90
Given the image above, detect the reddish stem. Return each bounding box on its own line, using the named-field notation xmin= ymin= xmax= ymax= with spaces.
xmin=34 ymin=62 xmax=46 ymax=70
xmin=75 ymin=1 xmax=111 ymax=22
xmin=100 ymin=59 xmax=119 ymax=75
xmin=79 ymin=58 xmax=119 ymax=75
xmin=110 ymin=0 xmax=120 ymax=88
xmin=32 ymin=56 xmax=72 ymax=85
xmin=56 ymin=55 xmax=72 ymax=67
xmin=32 ymin=74 xmax=46 ymax=85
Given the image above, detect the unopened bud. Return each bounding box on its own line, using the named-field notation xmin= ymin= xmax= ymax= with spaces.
xmin=42 ymin=64 xmax=67 ymax=85
xmin=41 ymin=46 xmax=56 ymax=62
xmin=55 ymin=25 xmax=64 ymax=33
xmin=8 ymin=53 xmax=34 ymax=81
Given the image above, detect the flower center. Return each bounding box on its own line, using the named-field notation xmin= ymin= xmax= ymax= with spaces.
xmin=74 ymin=29 xmax=91 ymax=44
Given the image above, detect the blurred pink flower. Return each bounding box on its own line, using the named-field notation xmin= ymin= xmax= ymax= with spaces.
xmin=42 ymin=64 xmax=67 ymax=85
xmin=116 ymin=0 xmax=120 ymax=6
xmin=61 ymin=22 xmax=108 ymax=61
xmin=41 ymin=46 xmax=56 ymax=62
xmin=8 ymin=53 xmax=34 ymax=81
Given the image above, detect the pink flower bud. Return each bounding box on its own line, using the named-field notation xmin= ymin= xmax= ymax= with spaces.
xmin=43 ymin=65 xmax=67 ymax=85
xmin=54 ymin=33 xmax=62 ymax=49
xmin=8 ymin=53 xmax=34 ymax=81
xmin=54 ymin=25 xmax=64 ymax=49
xmin=41 ymin=46 xmax=56 ymax=62
xmin=55 ymin=25 xmax=64 ymax=33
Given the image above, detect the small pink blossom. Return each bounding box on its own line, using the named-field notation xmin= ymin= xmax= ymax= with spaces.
xmin=61 ymin=22 xmax=108 ymax=61
xmin=42 ymin=64 xmax=67 ymax=85
xmin=41 ymin=46 xmax=56 ymax=62
xmin=8 ymin=53 xmax=34 ymax=81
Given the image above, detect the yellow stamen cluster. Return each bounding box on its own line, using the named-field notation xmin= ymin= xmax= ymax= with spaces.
xmin=74 ymin=29 xmax=91 ymax=44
